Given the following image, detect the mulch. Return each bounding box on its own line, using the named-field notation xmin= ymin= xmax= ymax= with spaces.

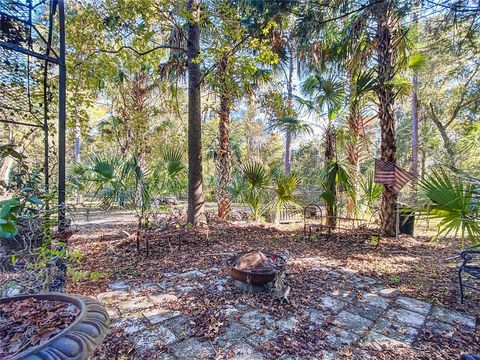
xmin=62 ymin=220 xmax=480 ymax=359
xmin=0 ymin=298 xmax=80 ymax=359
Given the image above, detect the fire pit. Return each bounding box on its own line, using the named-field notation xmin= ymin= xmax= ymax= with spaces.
xmin=226 ymin=250 xmax=287 ymax=292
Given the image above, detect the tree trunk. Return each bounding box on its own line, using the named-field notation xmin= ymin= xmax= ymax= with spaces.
xmin=346 ymin=96 xmax=361 ymax=216
xmin=324 ymin=126 xmax=336 ymax=229
xmin=285 ymin=44 xmax=294 ymax=175
xmin=376 ymin=8 xmax=398 ymax=237
xmin=411 ymin=71 xmax=419 ymax=177
xmin=411 ymin=12 xmax=419 ymax=180
xmin=216 ymin=56 xmax=232 ymax=219
xmin=429 ymin=102 xmax=456 ymax=167
xmin=186 ymin=0 xmax=206 ymax=225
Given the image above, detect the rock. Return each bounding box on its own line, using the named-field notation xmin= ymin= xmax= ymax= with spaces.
xmin=334 ymin=311 xmax=372 ymax=335
xmin=395 ymin=296 xmax=432 ymax=316
xmin=171 ymin=338 xmax=215 ymax=359
xmin=384 ymin=308 xmax=426 ymax=328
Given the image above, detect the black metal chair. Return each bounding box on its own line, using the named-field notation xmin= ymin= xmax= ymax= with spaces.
xmin=458 ymin=247 xmax=480 ymax=303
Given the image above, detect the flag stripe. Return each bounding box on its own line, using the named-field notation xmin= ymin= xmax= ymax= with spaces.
xmin=374 ymin=159 xmax=413 ymax=193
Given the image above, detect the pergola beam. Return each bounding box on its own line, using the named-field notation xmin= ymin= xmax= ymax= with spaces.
xmin=0 ymin=41 xmax=59 ymax=64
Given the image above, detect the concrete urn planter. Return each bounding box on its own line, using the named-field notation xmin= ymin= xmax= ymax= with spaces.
xmin=0 ymin=293 xmax=110 ymax=360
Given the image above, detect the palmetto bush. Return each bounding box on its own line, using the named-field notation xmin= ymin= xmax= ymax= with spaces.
xmin=74 ymin=149 xmax=186 ymax=228
xmin=229 ymin=162 xmax=301 ymax=222
xmin=419 ymin=169 xmax=480 ymax=246
xmin=271 ymin=173 xmax=302 ymax=223
xmin=230 ymin=162 xmax=270 ymax=221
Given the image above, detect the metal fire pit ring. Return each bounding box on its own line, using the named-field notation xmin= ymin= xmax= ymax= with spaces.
xmin=226 ymin=250 xmax=287 ymax=284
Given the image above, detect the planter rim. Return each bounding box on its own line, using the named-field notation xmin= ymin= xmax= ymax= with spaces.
xmin=0 ymin=292 xmax=109 ymax=360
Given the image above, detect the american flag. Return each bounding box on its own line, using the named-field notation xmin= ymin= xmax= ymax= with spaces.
xmin=392 ymin=165 xmax=413 ymax=193
xmin=374 ymin=159 xmax=396 ymax=185
xmin=374 ymin=159 xmax=413 ymax=193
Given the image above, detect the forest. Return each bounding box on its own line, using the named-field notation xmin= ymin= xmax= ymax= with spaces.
xmin=0 ymin=0 xmax=479 ymax=359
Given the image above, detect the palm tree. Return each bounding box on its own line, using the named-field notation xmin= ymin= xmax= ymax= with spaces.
xmin=295 ymin=1 xmax=410 ymax=235
xmin=267 ymin=116 xmax=313 ymax=139
xmin=374 ymin=3 xmax=400 ymax=236
xmin=186 ymin=0 xmax=205 ymax=226
xmin=299 ymin=72 xmax=345 ymax=228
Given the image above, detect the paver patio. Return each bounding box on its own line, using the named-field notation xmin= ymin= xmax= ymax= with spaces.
xmin=92 ymin=264 xmax=478 ymax=359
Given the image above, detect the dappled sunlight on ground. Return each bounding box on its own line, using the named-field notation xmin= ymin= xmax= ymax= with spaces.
xmin=65 ymin=214 xmax=479 ymax=359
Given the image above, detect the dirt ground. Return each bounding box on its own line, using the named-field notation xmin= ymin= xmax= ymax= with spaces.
xmin=61 ymin=213 xmax=479 ymax=359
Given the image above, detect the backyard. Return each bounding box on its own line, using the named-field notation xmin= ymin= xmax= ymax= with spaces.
xmin=62 ymin=209 xmax=479 ymax=359
xmin=1 ymin=0 xmax=480 ymax=359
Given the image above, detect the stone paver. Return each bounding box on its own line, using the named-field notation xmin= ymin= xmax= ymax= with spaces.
xmin=430 ymin=306 xmax=476 ymax=328
xmin=326 ymin=326 xmax=361 ymax=348
xmin=361 ymin=293 xmax=391 ymax=309
xmin=370 ymin=317 xmax=419 ymax=344
xmin=384 ymin=307 xmax=426 ymax=328
xmin=171 ymin=338 xmax=215 ymax=359
xmin=165 ymin=315 xmax=192 ymax=337
xmin=276 ymin=315 xmax=299 ymax=332
xmin=347 ymin=301 xmax=386 ymax=321
xmin=319 ymin=294 xmax=346 ymax=313
xmin=129 ymin=324 xmax=177 ymax=350
xmin=376 ymin=288 xmax=400 ymax=298
xmin=424 ymin=319 xmax=456 ymax=336
xmin=334 ymin=311 xmax=372 ymax=335
xmin=361 ymin=331 xmax=407 ymax=350
xmin=240 ymin=309 xmax=274 ymax=330
xmin=101 ymin=267 xmax=476 ymax=359
xmin=303 ymin=308 xmax=327 ymax=326
xmin=230 ymin=342 xmax=265 ymax=360
xmin=217 ymin=321 xmax=253 ymax=348
xmin=116 ymin=297 xmax=152 ymax=313
xmin=246 ymin=328 xmax=277 ymax=346
xmin=148 ymin=293 xmax=178 ymax=305
xmin=396 ymin=296 xmax=432 ymax=315
xmin=143 ymin=308 xmax=181 ymax=325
